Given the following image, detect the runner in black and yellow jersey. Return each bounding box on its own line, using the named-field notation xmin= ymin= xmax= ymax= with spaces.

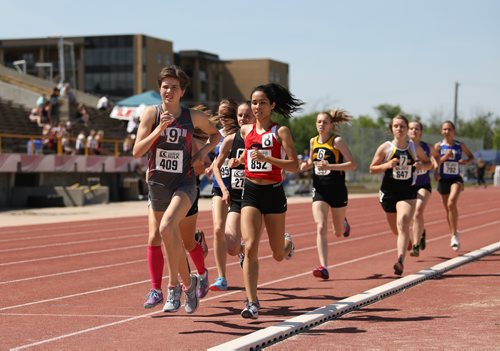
xmin=300 ymin=109 xmax=357 ymax=280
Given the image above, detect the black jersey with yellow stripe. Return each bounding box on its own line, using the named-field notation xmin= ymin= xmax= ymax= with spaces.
xmin=311 ymin=135 xmax=345 ymax=187
xmin=381 ymin=140 xmax=418 ymax=191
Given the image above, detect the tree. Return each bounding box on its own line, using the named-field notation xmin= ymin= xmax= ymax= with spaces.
xmin=290 ymin=112 xmax=317 ymax=154
xmin=458 ymin=112 xmax=498 ymax=149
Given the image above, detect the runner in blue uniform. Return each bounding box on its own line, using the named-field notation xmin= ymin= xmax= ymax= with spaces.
xmin=408 ymin=120 xmax=440 ymax=256
xmin=434 ymin=120 xmax=474 ymax=251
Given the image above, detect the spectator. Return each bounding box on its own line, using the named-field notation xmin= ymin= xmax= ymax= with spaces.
xmin=61 ymin=83 xmax=76 ymax=105
xmin=36 ymin=94 xmax=46 ymax=109
xmin=476 ymin=158 xmax=487 ymax=188
xmin=122 ymin=134 xmax=134 ymax=156
xmin=61 ymin=131 xmax=75 ymax=155
xmin=75 ymin=131 xmax=86 ymax=155
xmin=75 ymin=103 xmax=90 ymax=126
xmin=40 ymin=100 xmax=52 ymax=126
xmin=95 ymin=130 xmax=105 ymax=155
xmin=28 ymin=108 xmax=43 ymax=127
xmin=97 ymin=95 xmax=109 ymax=111
xmin=127 ymin=115 xmax=140 ymax=135
xmin=49 ymin=87 xmax=61 ymax=124
xmin=42 ymin=124 xmax=57 ymax=154
xmin=87 ymin=129 xmax=98 ymax=155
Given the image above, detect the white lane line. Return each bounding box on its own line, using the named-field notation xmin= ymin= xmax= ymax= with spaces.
xmin=0 ymin=245 xmax=144 ymax=267
xmin=0 ymin=260 xmax=144 ymax=285
xmin=0 ymin=225 xmax=146 ymax=243
xmin=7 ymin=220 xmax=500 ymax=350
xmin=0 ymin=233 xmax=144 ymax=253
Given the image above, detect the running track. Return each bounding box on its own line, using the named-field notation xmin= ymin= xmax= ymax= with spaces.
xmin=1 ymin=187 xmax=499 ymax=350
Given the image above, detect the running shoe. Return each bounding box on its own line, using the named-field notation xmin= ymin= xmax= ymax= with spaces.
xmin=241 ymin=299 xmax=260 ymax=319
xmin=197 ymin=270 xmax=209 ymax=298
xmin=163 ymin=284 xmax=181 ymax=312
xmin=183 ymin=274 xmax=200 ymax=314
xmin=143 ymin=289 xmax=163 ymax=309
xmin=451 ymin=231 xmax=461 ymax=251
xmin=410 ymin=244 xmax=420 ymax=257
xmin=343 ymin=218 xmax=351 ymax=237
xmin=393 ymin=255 xmax=404 ymax=276
xmin=393 ymin=261 xmax=404 ymax=276
xmin=195 ymin=229 xmax=209 ymax=258
xmin=312 ymin=266 xmax=329 ymax=280
xmin=284 ymin=232 xmax=294 ymax=260
xmin=419 ymin=230 xmax=426 ymax=251
xmin=209 ymin=277 xmax=228 ymax=291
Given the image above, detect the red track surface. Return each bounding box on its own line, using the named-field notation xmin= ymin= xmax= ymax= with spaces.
xmin=1 ymin=187 xmax=499 ymax=350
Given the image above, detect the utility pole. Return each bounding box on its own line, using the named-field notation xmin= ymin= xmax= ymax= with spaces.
xmin=453 ymin=81 xmax=459 ymax=126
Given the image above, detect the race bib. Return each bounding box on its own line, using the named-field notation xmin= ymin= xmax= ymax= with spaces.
xmin=443 ymin=161 xmax=459 ymax=175
xmin=416 ymin=168 xmax=427 ymax=176
xmin=155 ymin=149 xmax=183 ymax=173
xmin=392 ymin=165 xmax=411 ymax=180
xmin=247 ymin=149 xmax=272 ymax=172
xmin=220 ymin=159 xmax=230 ymax=179
xmin=231 ymin=169 xmax=245 ymax=189
xmin=314 ymin=166 xmax=331 ymax=176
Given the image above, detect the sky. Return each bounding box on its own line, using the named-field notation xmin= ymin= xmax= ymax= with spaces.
xmin=1 ymin=0 xmax=499 ymax=122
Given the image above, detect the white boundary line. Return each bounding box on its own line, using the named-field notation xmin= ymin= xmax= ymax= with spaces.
xmin=208 ymin=241 xmax=500 ymax=351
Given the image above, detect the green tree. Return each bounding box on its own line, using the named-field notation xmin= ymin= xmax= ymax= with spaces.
xmin=290 ymin=112 xmax=317 ymax=154
xmin=458 ymin=112 xmax=498 ymax=149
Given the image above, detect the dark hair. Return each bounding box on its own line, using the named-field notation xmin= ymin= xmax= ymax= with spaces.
xmin=389 ymin=113 xmax=409 ymax=132
xmin=157 ymin=65 xmax=190 ymax=90
xmin=409 ymin=120 xmax=424 ymax=131
xmin=441 ymin=120 xmax=456 ymax=130
xmin=250 ymin=83 xmax=304 ymax=119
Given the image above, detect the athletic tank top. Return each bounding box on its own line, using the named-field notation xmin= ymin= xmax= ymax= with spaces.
xmin=148 ymin=105 xmax=195 ymax=187
xmin=415 ymin=141 xmax=431 ymax=186
xmin=244 ymin=123 xmax=284 ymax=183
xmin=311 ymin=134 xmax=345 ymax=187
xmin=381 ymin=140 xmax=418 ymax=191
xmin=212 ymin=129 xmax=231 ymax=189
xmin=438 ymin=140 xmax=463 ymax=180
xmin=228 ymin=130 xmax=246 ymax=199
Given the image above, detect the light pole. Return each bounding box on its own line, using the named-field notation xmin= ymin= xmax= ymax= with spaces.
xmin=453 ymin=81 xmax=459 ymax=126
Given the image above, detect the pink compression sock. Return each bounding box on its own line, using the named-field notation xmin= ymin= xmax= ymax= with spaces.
xmin=147 ymin=246 xmax=164 ymax=290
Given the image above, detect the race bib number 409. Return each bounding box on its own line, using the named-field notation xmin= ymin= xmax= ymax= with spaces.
xmin=155 ymin=149 xmax=183 ymax=173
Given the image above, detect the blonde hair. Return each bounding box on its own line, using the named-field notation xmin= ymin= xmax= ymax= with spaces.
xmin=320 ymin=109 xmax=352 ymax=125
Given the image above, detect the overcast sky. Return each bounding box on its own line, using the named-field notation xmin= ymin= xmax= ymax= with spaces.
xmin=1 ymin=0 xmax=499 ymax=121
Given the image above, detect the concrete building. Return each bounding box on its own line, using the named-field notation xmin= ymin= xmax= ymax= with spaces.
xmin=0 ymin=35 xmax=289 ymax=107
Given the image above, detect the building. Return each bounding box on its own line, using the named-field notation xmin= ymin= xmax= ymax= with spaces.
xmin=0 ymin=34 xmax=289 ymax=108
xmin=0 ymin=34 xmax=173 ymax=100
xmin=222 ymin=59 xmax=289 ymax=103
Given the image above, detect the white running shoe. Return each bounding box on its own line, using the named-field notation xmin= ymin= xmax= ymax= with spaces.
xmin=450 ymin=231 xmax=460 ymax=251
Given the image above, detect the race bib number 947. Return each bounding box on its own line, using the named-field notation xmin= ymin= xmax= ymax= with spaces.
xmin=156 ymin=149 xmax=183 ymax=173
